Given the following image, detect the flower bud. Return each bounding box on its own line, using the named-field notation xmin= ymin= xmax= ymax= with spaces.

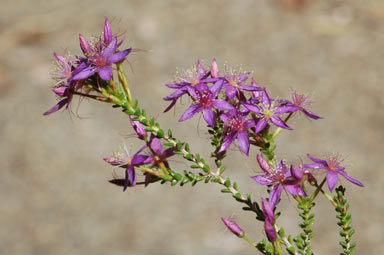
xmin=211 ymin=58 xmax=218 ymax=78
xmin=79 ymin=34 xmax=91 ymax=55
xmin=104 ymin=16 xmax=113 ymax=44
xmin=221 ymin=217 xmax=244 ymax=237
xmin=264 ymin=219 xmax=276 ymax=242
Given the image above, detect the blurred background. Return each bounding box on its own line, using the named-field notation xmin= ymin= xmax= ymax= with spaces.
xmin=1 ymin=0 xmax=383 ymax=254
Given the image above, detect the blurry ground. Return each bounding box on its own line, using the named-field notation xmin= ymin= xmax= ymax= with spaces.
xmin=0 ymin=0 xmax=383 ymax=254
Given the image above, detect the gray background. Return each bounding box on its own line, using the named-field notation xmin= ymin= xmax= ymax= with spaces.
xmin=0 ymin=0 xmax=383 ymax=254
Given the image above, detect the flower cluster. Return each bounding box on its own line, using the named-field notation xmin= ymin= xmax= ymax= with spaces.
xmin=44 ymin=17 xmax=132 ymax=115
xmin=163 ymin=59 xmax=321 ymax=156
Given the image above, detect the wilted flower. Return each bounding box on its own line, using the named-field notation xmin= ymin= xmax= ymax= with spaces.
xmin=284 ymin=90 xmax=322 ymax=120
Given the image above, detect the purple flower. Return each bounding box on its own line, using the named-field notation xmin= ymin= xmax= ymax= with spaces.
xmin=143 ymin=135 xmax=177 ymax=170
xmin=261 ymin=199 xmax=276 ymax=242
xmin=285 ymin=90 xmax=322 ymax=120
xmin=244 ymin=89 xmax=298 ymax=134
xmin=44 ymin=53 xmax=77 ymax=115
xmin=104 ymin=143 xmax=149 ymax=189
xmin=222 ymin=65 xmax=261 ymax=100
xmin=163 ymin=60 xmax=210 ymax=112
xmin=305 ymin=153 xmax=363 ymax=192
xmin=290 ymin=163 xmax=317 ymax=184
xmin=221 ymin=217 xmax=244 ymax=237
xmin=218 ymin=109 xmax=255 ymax=155
xmin=178 ymin=82 xmax=234 ymax=127
xmin=73 ymin=37 xmax=131 ymax=81
xmin=252 ymin=155 xmax=306 ymax=208
xmin=129 ymin=116 xmax=147 ymax=140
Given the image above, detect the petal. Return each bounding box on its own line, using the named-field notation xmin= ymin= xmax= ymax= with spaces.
xmin=186 ymin=86 xmax=198 ymax=99
xmin=124 ymin=165 xmax=136 ymax=189
xmin=163 ymin=147 xmax=177 ymax=158
xmin=307 ymin=154 xmax=328 ymax=165
xmin=304 ymin=163 xmax=324 ymax=169
xmin=179 ymin=104 xmax=202 ymax=122
xmin=243 ymin=103 xmax=261 ymax=115
xmin=103 ymin=37 xmax=117 ymax=58
xmin=302 ymin=109 xmax=323 ymax=119
xmin=274 ymin=105 xmax=299 ymax=115
xmin=107 ymin=48 xmax=132 ymax=64
xmin=210 ymin=79 xmax=223 ymax=95
xmin=43 ymin=98 xmax=68 ymax=115
xmin=225 ymin=85 xmax=237 ymax=99
xmin=150 ymin=137 xmax=163 ymax=155
xmin=238 ymin=85 xmax=262 ymax=91
xmin=163 ymin=100 xmax=177 ymax=113
xmin=270 ymin=116 xmax=292 ymax=130
xmin=220 ymin=113 xmax=231 ymax=123
xmin=284 ymin=183 xmax=307 ymax=196
xmin=237 ymin=131 xmax=250 ymax=155
xmin=164 ymin=88 xmax=187 ymax=100
xmin=251 ymin=175 xmax=271 ymax=185
xmin=212 ymin=100 xmax=235 ymax=111
xmin=254 ymin=118 xmax=268 ymax=134
xmin=218 ymin=132 xmax=236 ymax=153
xmin=104 ymin=16 xmax=113 ymax=44
xmin=290 ymin=165 xmax=303 ymax=181
xmin=52 ymin=86 xmax=68 ymax=97
xmin=132 ymin=155 xmax=148 ymax=165
xmin=261 ymin=89 xmax=271 ymax=106
xmin=326 ymin=171 xmax=339 ymax=192
xmin=98 ymin=66 xmax=113 ymax=81
xmin=244 ymin=119 xmax=256 ymax=129
xmin=72 ymin=66 xmax=97 ymax=80
xmin=269 ymin=185 xmax=282 ymax=209
xmin=337 ymin=171 xmax=364 ymax=187
xmin=257 ymin=154 xmax=272 ymax=174
xmin=203 ymin=108 xmax=215 ymax=127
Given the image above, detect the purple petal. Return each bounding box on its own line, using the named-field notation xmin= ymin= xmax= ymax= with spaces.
xmin=238 ymin=73 xmax=250 ymax=83
xmin=203 ymin=108 xmax=215 ymax=127
xmin=103 ymin=37 xmax=117 ymax=58
xmin=307 ymin=154 xmax=328 ymax=166
xmin=269 ymin=185 xmax=282 ymax=209
xmin=98 ymin=66 xmax=113 ymax=81
xmin=302 ymin=108 xmax=323 ymax=119
xmin=251 ymin=175 xmax=271 ymax=185
xmin=284 ymin=183 xmax=307 ymax=196
xmin=163 ymin=147 xmax=177 ymax=158
xmin=243 ymin=103 xmax=261 ymax=115
xmin=238 ymin=85 xmax=262 ymax=91
xmin=163 ymin=100 xmax=177 ymax=113
xmin=53 ymin=52 xmax=65 ymax=63
xmin=261 ymin=198 xmax=275 ymax=222
xmin=237 ymin=130 xmax=250 ymax=155
xmin=218 ymin=132 xmax=236 ymax=153
xmin=52 ymin=86 xmax=68 ymax=97
xmin=71 ymin=62 xmax=89 ymax=76
xmin=270 ymin=116 xmax=291 ymax=130
xmin=210 ymin=79 xmax=223 ymax=95
xmin=132 ymin=155 xmax=148 ymax=165
xmin=221 ymin=218 xmax=243 ymax=237
xmin=290 ymin=165 xmax=303 ymax=181
xmin=254 ymin=118 xmax=268 ymax=134
xmin=150 ymin=137 xmax=163 ymax=155
xmin=337 ymin=171 xmax=363 ymax=187
xmin=220 ymin=113 xmax=231 ymax=123
xmin=186 ymin=86 xmax=198 ymax=99
xmin=72 ymin=66 xmax=97 ymax=80
xmin=304 ymin=163 xmax=324 ymax=169
xmin=244 ymin=119 xmax=256 ymax=129
xmin=107 ymin=48 xmax=132 ymax=64
xmin=274 ymin=105 xmax=299 ymax=115
xmin=104 ymin=17 xmax=113 ymax=44
xmin=164 ymin=88 xmax=187 ymax=100
xmin=257 ymin=154 xmax=272 ymax=174
xmin=125 ymin=165 xmax=136 ymax=189
xmin=261 ymin=89 xmax=271 ymax=106
xmin=43 ymin=98 xmax=68 ymax=115
xmin=326 ymin=171 xmax=339 ymax=192
xmin=225 ymin=85 xmax=237 ymax=99
xmin=212 ymin=100 xmax=235 ymax=111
